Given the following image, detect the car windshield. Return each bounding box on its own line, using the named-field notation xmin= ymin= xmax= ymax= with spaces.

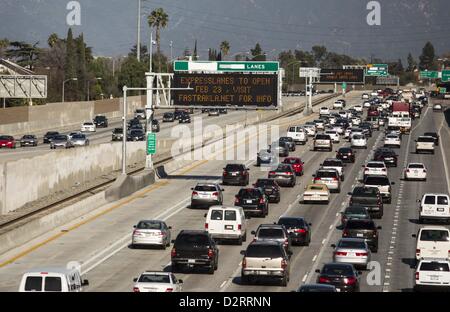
xmin=113 ymin=128 xmax=123 ymax=133
xmin=54 ymin=135 xmax=67 ymax=140
xmin=419 ymin=263 xmax=450 ymax=272
xmin=95 ymin=116 xmax=106 ymax=120
xmin=130 ymin=130 xmax=143 ymax=135
xmin=279 ymin=137 xmax=292 ymax=142
xmin=278 ymin=218 xmax=305 ymax=228
xmin=138 ymin=274 xmax=170 ymax=283
xmin=276 ymin=165 xmax=292 ymax=172
xmin=71 ymin=135 xmax=85 ymax=140
xmin=345 ymin=220 xmax=375 ymax=230
xmin=22 ymin=135 xmax=34 ymax=139
xmin=176 ymin=234 xmax=209 ymax=247
xmin=245 ymin=244 xmax=283 ymax=258
xmin=195 ymin=185 xmax=217 ymax=192
xmin=323 ymin=160 xmax=342 ymax=167
xmin=417 ymin=137 xmax=435 ymax=142
xmin=339 ymin=148 xmax=352 ymax=153
xmin=238 ymin=189 xmax=260 ymax=197
xmin=255 ymin=179 xmax=275 ymax=187
xmin=137 ymin=221 xmax=162 ymax=230
xmin=322 ymin=265 xmax=353 ymax=276
xmin=316 ymin=171 xmax=337 ymax=178
xmin=367 ymin=163 xmax=385 ymax=168
xmin=364 ymin=176 xmax=389 ymax=185
xmin=345 ymin=206 xmax=368 ymax=215
xmin=84 ymin=123 xmax=93 ymax=126
xmin=315 ymin=135 xmax=330 ymax=140
xmin=420 ymin=230 xmax=449 ymax=241
xmin=338 ymin=240 xmax=366 ymax=249
xmin=352 ymin=135 xmax=364 ymax=140
xmin=298 ymin=286 xmax=335 ymax=292
xmin=164 ymin=113 xmax=173 ymax=117
xmin=308 ymin=185 xmax=325 ymax=191
xmin=258 ymin=228 xmax=284 ymax=239
xmin=283 ymin=158 xmax=300 ymax=164
xmin=225 ymin=164 xmax=244 ymax=171
xmin=0 ymin=136 xmax=13 ymax=140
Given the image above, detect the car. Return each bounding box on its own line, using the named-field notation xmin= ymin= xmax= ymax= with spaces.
xmin=331 ymin=125 xmax=345 ymax=135
xmin=0 ymin=135 xmax=16 ymax=149
xmin=268 ymin=164 xmax=296 ymax=187
xmin=313 ymin=168 xmax=341 ymax=193
xmin=18 ymin=267 xmax=89 ymax=292
xmin=336 ymin=147 xmax=356 ymax=163
xmin=354 ymin=105 xmax=363 ymax=112
xmin=128 ymin=118 xmax=142 ymax=130
xmin=351 ymin=116 xmax=361 ymax=126
xmin=349 ymin=186 xmax=384 ymax=219
xmin=282 ymin=157 xmax=304 ymax=176
xmin=423 ymin=132 xmax=439 ymax=146
xmin=70 ymin=133 xmax=89 ymax=147
xmin=178 ymin=112 xmax=191 ymax=123
xmin=93 ymin=115 xmax=108 ymax=128
xmin=190 ymin=183 xmax=224 ymax=209
xmin=316 ymin=263 xmax=360 ymax=292
xmin=313 ymin=119 xmax=325 ymax=130
xmin=363 ymin=101 xmax=371 ymax=108
xmin=404 ymin=163 xmax=427 ymax=181
xmin=384 ymin=133 xmax=401 ymax=148
xmin=127 ymin=129 xmax=145 ymax=141
xmin=373 ymin=148 xmax=398 ymax=167
xmin=333 ymin=100 xmax=344 ymax=109
xmin=43 ymin=131 xmax=60 ymax=144
xmin=347 ymin=128 xmax=364 ymax=141
xmin=68 ymin=132 xmax=82 ymax=141
xmin=416 ymin=136 xmax=435 ymax=154
xmin=208 ymin=108 xmax=220 ymax=116
xmin=256 ymin=149 xmax=276 ymax=166
xmin=413 ymin=227 xmax=450 ymax=261
xmin=277 ymin=216 xmax=312 ymax=246
xmin=271 ymin=141 xmax=289 ymax=157
xmin=359 ymin=123 xmax=373 ymax=137
xmin=363 ymin=161 xmax=387 ymax=179
xmin=313 ymin=134 xmax=332 ymax=152
xmin=205 ymin=205 xmax=247 ymax=244
xmin=418 ymin=194 xmax=450 ymax=224
xmin=251 ymin=224 xmax=291 ymax=252
xmin=151 ymin=119 xmax=160 ymax=132
xmin=111 ymin=128 xmax=123 ymax=141
xmin=218 ymin=108 xmax=227 ymax=114
xmin=50 ymin=135 xmax=74 ymax=149
xmin=222 ymin=164 xmax=250 ymax=186
xmin=338 ymin=111 xmax=348 ymax=119
xmin=303 ymin=123 xmax=317 ymax=137
xmin=414 ymin=259 xmax=450 ymax=292
xmin=81 ymin=122 xmax=96 ymax=132
xmin=170 ymin=230 xmax=219 ymax=274
xmin=363 ymin=175 xmax=394 ymax=204
xmin=174 ymin=110 xmax=184 ymax=120
xmin=279 ymin=137 xmax=296 ymax=151
xmin=361 ymin=93 xmax=370 ymax=99
xmin=341 ymin=206 xmax=371 ymax=226
xmin=19 ymin=135 xmax=38 ymax=147
xmin=132 ymin=271 xmax=182 ymax=292
xmin=134 ymin=109 xmax=146 ymax=119
xmin=302 ymin=184 xmax=330 ymax=204
xmin=286 ymin=126 xmax=307 ymax=145
xmin=296 ymin=284 xmax=337 ymax=292
xmin=163 ymin=112 xmax=175 ymax=122
xmin=325 ymin=130 xmax=340 ymax=143
xmin=253 ymin=179 xmax=281 ymax=203
xmin=131 ymin=220 xmax=172 ymax=249
xmin=342 ymin=219 xmax=381 ymax=252
xmin=433 ymin=104 xmax=442 ymax=111
xmin=319 ymin=107 xmax=330 ymax=116
xmin=331 ymin=238 xmax=371 ymax=269
xmin=321 ymin=158 xmax=345 ymax=181
xmin=240 ymin=241 xmax=291 ymax=286
xmin=234 ymin=187 xmax=268 ymax=217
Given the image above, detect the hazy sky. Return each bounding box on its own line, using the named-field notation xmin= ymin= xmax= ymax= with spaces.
xmin=0 ymin=0 xmax=448 ymax=62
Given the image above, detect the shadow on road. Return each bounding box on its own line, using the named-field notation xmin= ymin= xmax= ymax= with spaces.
xmin=402 ymin=257 xmax=417 ymax=269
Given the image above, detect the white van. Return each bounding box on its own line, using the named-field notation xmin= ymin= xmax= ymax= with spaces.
xmin=19 ymin=267 xmax=89 ymax=292
xmin=205 ymin=205 xmax=247 ymax=244
xmin=287 ymin=126 xmax=307 ymax=145
xmin=419 ymin=194 xmax=450 ymax=224
xmin=413 ymin=227 xmax=450 ymax=261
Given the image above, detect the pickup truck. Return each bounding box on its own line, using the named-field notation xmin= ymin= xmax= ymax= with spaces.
xmin=349 ymin=186 xmax=384 ymax=219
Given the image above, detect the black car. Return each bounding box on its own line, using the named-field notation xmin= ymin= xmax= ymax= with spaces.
xmin=279 ymin=137 xmax=296 ymax=152
xmin=349 ymin=186 xmax=384 ymax=219
xmin=163 ymin=112 xmax=175 ymax=122
xmin=222 ymin=164 xmax=250 ymax=186
xmin=128 ymin=118 xmax=142 ymax=128
xmin=127 ymin=129 xmax=145 ymax=141
xmin=316 ymin=263 xmax=361 ymax=292
xmin=20 ymin=135 xmax=38 ymax=147
xmin=235 ymin=187 xmax=268 ymax=218
xmin=359 ymin=122 xmax=373 ymax=137
xmin=170 ymin=230 xmax=219 ymax=274
xmin=254 ymin=179 xmax=281 ymax=203
xmin=336 ymin=147 xmax=356 ymax=163
xmin=43 ymin=131 xmax=60 ymax=144
xmin=277 ymin=217 xmax=312 ymax=246
xmin=335 ymin=118 xmax=349 ymax=129
xmin=179 ymin=112 xmax=191 ymax=123
xmin=219 ymin=108 xmax=228 ymax=114
xmin=174 ymin=110 xmax=184 ymax=120
xmin=93 ymin=115 xmax=108 ymax=128
xmin=373 ymin=148 xmax=398 ymax=167
xmin=423 ymin=132 xmax=439 ymax=146
xmin=151 ymin=119 xmax=160 ymax=132
xmin=342 ymin=219 xmax=381 ymax=252
xmin=112 ymin=128 xmax=123 ymax=141
xmin=296 ymin=284 xmax=337 ymax=292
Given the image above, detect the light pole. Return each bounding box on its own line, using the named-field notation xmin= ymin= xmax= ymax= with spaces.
xmin=286 ymin=60 xmax=302 ymax=90
xmin=136 ymin=0 xmax=141 ymax=62
xmin=87 ymin=77 xmax=102 ymax=101
xmin=62 ymin=78 xmax=77 ymax=103
xmin=170 ymin=41 xmax=173 ymax=62
xmin=149 ymin=31 xmax=156 ymax=72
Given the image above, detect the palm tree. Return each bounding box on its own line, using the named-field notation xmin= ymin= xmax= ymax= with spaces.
xmin=147 ymin=8 xmax=169 ymax=55
xmin=220 ymin=41 xmax=230 ymax=59
xmin=47 ymin=33 xmax=60 ymax=48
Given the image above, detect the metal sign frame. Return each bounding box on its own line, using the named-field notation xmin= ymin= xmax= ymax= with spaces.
xmin=316 ymin=69 xmax=365 ymax=85
xmin=0 ymin=75 xmax=47 ymax=99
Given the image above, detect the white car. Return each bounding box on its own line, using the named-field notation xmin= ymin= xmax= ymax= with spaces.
xmin=304 ymin=124 xmax=317 ymax=137
xmin=404 ymin=163 xmax=427 ymax=181
xmin=414 ymin=227 xmax=450 ymax=261
xmin=319 ymin=107 xmax=330 ymax=116
xmin=433 ymin=104 xmax=442 ymax=111
xmin=325 ymin=130 xmax=340 ymax=143
xmin=131 ymin=220 xmax=171 ymax=249
xmin=287 ymin=126 xmax=308 ymax=145
xmin=354 ymin=105 xmax=363 ymax=112
xmin=351 ymin=134 xmax=367 ymax=149
xmin=333 ymin=100 xmax=344 ymax=109
xmin=331 ymin=125 xmax=344 ymax=135
xmin=414 ymin=259 xmax=450 ymax=292
xmin=343 ymin=128 xmax=352 ymax=139
xmin=81 ymin=122 xmax=96 ymax=132
xmin=314 ymin=119 xmax=325 ymax=130
xmin=384 ymin=134 xmax=401 ymax=148
xmin=338 ymin=111 xmax=348 ymax=119
xmin=418 ymin=194 xmax=450 ymax=224
xmin=363 ymin=101 xmax=371 ymax=108
xmin=363 ymin=161 xmax=387 ymax=178
xmin=351 ymin=117 xmax=361 ymax=126
xmin=133 ymin=272 xmax=183 ymax=292
xmin=416 ymin=136 xmax=435 ymax=154
xmin=362 ymin=93 xmax=370 ymax=99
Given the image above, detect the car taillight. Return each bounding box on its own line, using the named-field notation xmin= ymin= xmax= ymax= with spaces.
xmin=281 ymin=259 xmax=288 ymax=270
xmin=235 ymin=197 xmax=240 ymax=204
xmin=285 ymin=172 xmax=293 ymax=175
xmin=415 ymin=272 xmax=419 ymax=280
xmin=269 ymin=171 xmax=276 ymax=175
xmin=212 ymin=192 xmax=219 ymax=197
xmin=314 ymin=177 xmax=320 ymax=181
xmin=344 ymin=277 xmax=357 ymax=285
xmin=171 ymin=248 xmax=177 ymax=257
xmin=208 ymin=249 xmax=214 ymax=258
xmin=259 ymin=197 xmax=265 ymax=204
xmin=332 ymin=177 xmax=338 ymax=181
xmin=416 ymin=249 xmax=420 ymax=256
xmin=295 ymin=229 xmax=306 ymax=234
xmin=343 ymin=230 xmax=349 ymax=237
xmin=223 ymin=171 xmax=227 ymax=176
xmin=365 ymin=168 xmax=369 ymax=171
xmin=405 ymin=169 xmax=410 ymax=173
xmin=205 ymin=223 xmax=208 ymax=229
xmin=356 ymin=252 xmax=368 ymax=256
xmin=242 ymin=258 xmax=247 ymax=269
xmin=165 ymin=288 xmax=174 ymax=292
xmin=423 ymin=169 xmax=427 ymax=173
xmin=133 ymin=230 xmax=141 ymax=236
xmin=335 ymin=251 xmax=347 ymax=256
xmin=192 ymin=191 xmax=198 ymax=196
xmin=238 ymin=224 xmax=242 ymax=230
xmin=319 ymin=277 xmax=330 ymax=283
xmin=382 ymin=168 xmax=387 ymax=172
xmin=133 ymin=287 xmax=140 ymax=292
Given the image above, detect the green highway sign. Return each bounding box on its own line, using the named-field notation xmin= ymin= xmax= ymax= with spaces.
xmin=366 ymin=64 xmax=388 ymax=77
xmin=147 ymin=133 xmax=156 ymax=155
xmin=440 ymin=87 xmax=447 ymax=94
xmin=342 ymin=82 xmax=347 ymax=89
xmin=442 ymin=70 xmax=450 ymax=82
xmin=173 ymin=61 xmax=279 ymax=72
xmin=420 ymin=71 xmax=439 ymax=79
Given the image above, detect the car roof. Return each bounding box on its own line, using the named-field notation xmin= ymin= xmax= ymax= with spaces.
xmin=257 ymin=224 xmax=285 ymax=229
xmin=248 ymin=240 xmax=283 ymax=247
xmin=338 ymin=237 xmax=367 ymax=243
xmin=24 ymin=267 xmax=79 ymax=275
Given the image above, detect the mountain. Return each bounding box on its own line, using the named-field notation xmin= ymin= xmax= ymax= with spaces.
xmin=0 ymin=0 xmax=448 ymax=61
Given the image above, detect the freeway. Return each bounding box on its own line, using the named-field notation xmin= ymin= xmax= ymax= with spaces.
xmin=0 ymin=92 xmax=448 ymax=293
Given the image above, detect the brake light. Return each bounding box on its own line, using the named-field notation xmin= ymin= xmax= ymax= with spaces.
xmin=205 ymin=223 xmax=208 ymax=229
xmin=319 ymin=277 xmax=330 ymax=283
xmin=171 ymin=248 xmax=177 ymax=257
xmin=343 ymin=230 xmax=349 ymax=237
xmin=238 ymin=224 xmax=242 ymax=230
xmin=192 ymin=191 xmax=198 ymax=196
xmin=212 ymin=192 xmax=219 ymax=197
xmin=335 ymin=251 xmax=347 ymax=256
xmin=344 ymin=277 xmax=357 ymax=285
xmin=242 ymin=258 xmax=247 ymax=269
xmin=415 ymin=272 xmax=419 ymax=280
xmin=235 ymin=196 xmax=240 ymax=205
xmin=133 ymin=230 xmax=141 ymax=236
xmin=416 ymin=249 xmax=420 ymax=257
xmin=295 ymin=229 xmax=306 ymax=234
xmin=314 ymin=177 xmax=320 ymax=181
xmin=259 ymin=197 xmax=265 ymax=204
xmin=382 ymin=168 xmax=387 ymax=172
xmin=281 ymin=259 xmax=288 ymax=270
xmin=223 ymin=171 xmax=227 ymax=176
xmin=332 ymin=177 xmax=338 ymax=181
xmin=269 ymin=171 xmax=276 ymax=175
xmin=356 ymin=252 xmax=368 ymax=256
xmin=285 ymin=172 xmax=293 ymax=175
xmin=165 ymin=288 xmax=174 ymax=292
xmin=133 ymin=287 xmax=140 ymax=292
xmin=208 ymin=249 xmax=214 ymax=258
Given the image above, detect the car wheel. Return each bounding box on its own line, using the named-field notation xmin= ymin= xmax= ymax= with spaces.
xmin=341 ymin=175 xmax=345 ymax=181
xmin=419 ymin=217 xmax=424 ymax=224
xmin=208 ymin=265 xmax=215 ymax=275
xmin=280 ymin=275 xmax=288 ymax=287
xmin=237 ymin=236 xmax=243 ymax=246
xmin=214 ymin=256 xmax=219 ymax=270
xmin=242 ymin=231 xmax=247 ymax=242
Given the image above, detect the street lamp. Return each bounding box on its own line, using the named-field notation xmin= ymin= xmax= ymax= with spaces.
xmin=62 ymin=78 xmax=77 ymax=103
xmin=87 ymin=77 xmax=102 ymax=101
xmin=285 ymin=60 xmax=302 ymax=88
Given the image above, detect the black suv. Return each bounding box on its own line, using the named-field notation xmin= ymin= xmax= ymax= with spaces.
xmin=316 ymin=263 xmax=361 ymax=292
xmin=171 ymin=230 xmax=219 ymax=274
xmin=222 ymin=164 xmax=250 ymax=186
xmin=163 ymin=112 xmax=175 ymax=122
xmin=111 ymin=128 xmax=123 ymax=141
xmin=336 ymin=147 xmax=356 ymax=163
xmin=235 ymin=188 xmax=268 ymax=218
xmin=93 ymin=115 xmax=108 ymax=128
xmin=342 ymin=219 xmax=381 ymax=252
xmin=151 ymin=119 xmax=160 ymax=132
xmin=349 ymin=186 xmax=384 ymax=218
xmin=127 ymin=129 xmax=145 ymax=141
xmin=43 ymin=131 xmax=60 ymax=144
xmin=179 ymin=112 xmax=191 ymax=123
xmin=373 ymin=148 xmax=398 ymax=167
xmin=254 ymin=179 xmax=281 ymax=203
xmin=423 ymin=132 xmax=439 ymax=146
xmin=277 ymin=217 xmax=312 ymax=246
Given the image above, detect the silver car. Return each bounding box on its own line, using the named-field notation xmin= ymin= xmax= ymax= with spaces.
xmin=50 ymin=135 xmax=74 ymax=149
xmin=251 ymin=224 xmax=291 ymax=253
xmin=331 ymin=238 xmax=371 ymax=269
xmin=131 ymin=220 xmax=172 ymax=249
xmin=70 ymin=133 xmax=90 ymax=147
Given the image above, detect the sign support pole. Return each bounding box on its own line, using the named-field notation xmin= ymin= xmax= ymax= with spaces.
xmin=122 ymin=87 xmax=128 ymax=175
xmin=146 ymin=74 xmax=154 ymax=170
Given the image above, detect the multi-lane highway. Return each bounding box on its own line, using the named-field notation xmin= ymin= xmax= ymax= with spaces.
xmin=0 ymin=91 xmax=448 ymax=293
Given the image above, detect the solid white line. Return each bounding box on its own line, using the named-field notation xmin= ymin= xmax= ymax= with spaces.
xmin=312 ymin=255 xmax=317 ymax=262
xmin=321 ymin=239 xmax=326 ymax=245
xmin=329 ymin=224 xmax=333 ymax=230
xmin=302 ymin=274 xmax=308 ymax=283
xmin=220 ymin=281 xmax=227 ymax=288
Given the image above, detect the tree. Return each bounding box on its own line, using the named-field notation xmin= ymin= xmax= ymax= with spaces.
xmin=311 ymin=45 xmax=327 ymax=66
xmin=5 ymin=41 xmax=41 ymax=71
xmin=193 ymin=40 xmax=198 ymax=61
xmin=407 ymin=53 xmax=417 ymax=72
xmin=251 ymin=43 xmax=265 ymax=61
xmin=147 ymin=8 xmax=169 ymax=56
xmin=419 ymin=42 xmax=436 ymax=70
xmin=64 ymin=28 xmax=77 ymax=101
xmin=217 ymin=51 xmax=222 ymax=61
xmin=47 ymin=33 xmax=60 ymax=48
xmin=0 ymin=38 xmax=9 ymax=58
xmin=117 ymin=56 xmax=147 ymax=96
xmin=220 ymin=41 xmax=230 ymax=59
xmin=75 ymin=34 xmax=87 ymax=100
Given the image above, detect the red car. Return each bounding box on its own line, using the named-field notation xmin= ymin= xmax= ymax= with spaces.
xmin=0 ymin=135 xmax=16 ymax=149
xmin=282 ymin=157 xmax=304 ymax=176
